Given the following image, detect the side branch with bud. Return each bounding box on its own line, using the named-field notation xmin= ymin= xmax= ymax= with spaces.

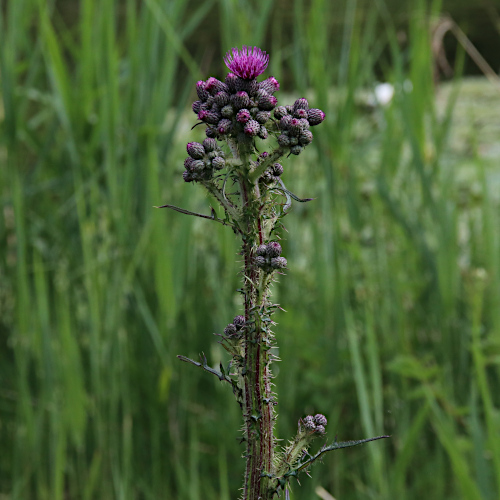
xmin=160 ymin=45 xmax=388 ymax=500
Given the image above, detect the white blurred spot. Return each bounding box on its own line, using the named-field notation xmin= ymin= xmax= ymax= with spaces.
xmin=315 ymin=485 xmax=336 ymax=500
xmin=374 ymin=82 xmax=395 ymax=105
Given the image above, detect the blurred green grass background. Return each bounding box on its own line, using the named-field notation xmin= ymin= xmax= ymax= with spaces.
xmin=1 ymin=0 xmax=500 ymax=498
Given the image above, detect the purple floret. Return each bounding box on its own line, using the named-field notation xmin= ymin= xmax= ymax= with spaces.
xmin=224 ymin=46 xmax=270 ymax=80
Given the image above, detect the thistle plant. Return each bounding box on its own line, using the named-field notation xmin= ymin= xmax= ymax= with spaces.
xmin=161 ymin=46 xmax=388 ymax=500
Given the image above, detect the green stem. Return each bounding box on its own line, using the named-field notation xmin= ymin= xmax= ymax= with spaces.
xmin=237 ymin=147 xmax=276 ymax=500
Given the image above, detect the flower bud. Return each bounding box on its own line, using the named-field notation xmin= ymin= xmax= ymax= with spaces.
xmin=293 ymin=97 xmax=309 ymax=111
xmin=244 ymin=119 xmax=261 ymax=137
xmin=271 ymin=257 xmax=287 ymax=269
xmin=258 ymin=126 xmax=268 ymax=139
xmin=259 ymin=76 xmax=280 ymax=94
xmin=299 ymin=118 xmax=310 ymax=130
xmin=258 ymin=93 xmax=278 ymax=111
xmin=186 ymin=142 xmax=205 ymax=159
xmin=246 ymin=78 xmax=259 ymax=95
xmin=205 ymin=127 xmax=217 ymax=138
xmin=314 ymin=414 xmax=327 ymax=426
xmin=203 ymin=138 xmax=217 ymax=152
xmin=307 ymin=108 xmax=325 ymax=125
xmin=190 ymin=159 xmax=205 ymax=172
xmin=221 ymin=105 xmax=234 ymax=118
xmin=231 ymin=91 xmax=250 ymax=110
xmin=277 ymin=134 xmax=291 ymax=147
xmin=224 ymin=323 xmax=237 ymax=336
xmin=205 ymin=77 xmax=228 ymax=95
xmin=294 ymin=108 xmax=308 ymax=119
xmin=256 ymin=244 xmax=268 ymax=256
xmin=214 ymin=91 xmax=230 ymax=107
xmin=184 ymin=157 xmax=195 ymax=170
xmin=236 ymin=109 xmax=251 ymax=124
xmin=279 ymin=115 xmax=293 ymax=130
xmin=274 ymin=106 xmax=288 ymax=120
xmin=289 ymin=118 xmax=302 ymax=135
xmin=217 ymin=118 xmax=233 ymax=135
xmin=192 ymin=100 xmax=202 ymax=114
xmin=182 ymin=170 xmax=194 ymax=182
xmin=255 ymin=256 xmax=267 ymax=268
xmin=225 ymin=73 xmax=238 ymax=92
xmin=267 ymin=241 xmax=282 ymax=257
xmin=255 ymin=111 xmax=271 ymax=124
xmin=233 ymin=315 xmax=245 ymax=328
xmin=289 ymin=137 xmax=299 ymax=146
xmin=212 ymin=156 xmax=225 ymax=170
xmin=315 ymin=425 xmax=326 ymax=435
xmin=299 ymin=130 xmax=313 ymax=145
xmin=290 ymin=145 xmax=303 ymax=155
xmin=272 ymin=163 xmax=284 ymax=176
xmin=198 ymin=109 xmax=221 ymax=125
xmin=196 ymin=80 xmax=210 ymax=101
xmin=303 ymin=415 xmax=316 ymax=430
xmin=261 ymin=171 xmax=274 ymax=184
xmin=232 ymin=77 xmax=255 ymax=95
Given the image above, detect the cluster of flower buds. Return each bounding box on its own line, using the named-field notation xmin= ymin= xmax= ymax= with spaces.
xmin=224 ymin=315 xmax=246 ymax=337
xmin=302 ymin=414 xmax=328 ymax=435
xmin=190 ymin=47 xmax=279 ymax=142
xmin=275 ymin=98 xmax=325 ymax=155
xmin=183 ymin=138 xmax=226 ymax=183
xmin=255 ymin=152 xmax=284 ymax=185
xmin=255 ymin=241 xmax=287 ymax=272
xmin=261 ymin=162 xmax=284 ymax=185
xmin=192 ymin=75 xmax=279 ymax=141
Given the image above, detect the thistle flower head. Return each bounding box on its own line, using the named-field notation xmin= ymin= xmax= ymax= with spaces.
xmin=224 ymin=46 xmax=269 ymax=80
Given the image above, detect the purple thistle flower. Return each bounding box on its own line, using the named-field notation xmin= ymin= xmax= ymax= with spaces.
xmin=224 ymin=46 xmax=270 ymax=80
